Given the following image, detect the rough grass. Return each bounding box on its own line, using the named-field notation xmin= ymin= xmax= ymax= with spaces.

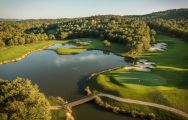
xmin=88 ymin=34 xmax=188 ymax=119
xmin=54 ymin=47 xmax=86 ymax=55
xmin=0 ymin=40 xmax=62 ymax=62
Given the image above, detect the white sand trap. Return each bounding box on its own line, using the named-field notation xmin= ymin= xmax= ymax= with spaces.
xmin=138 ymin=59 xmax=147 ymax=63
xmin=124 ymin=43 xmax=167 ymax=72
xmin=138 ymin=59 xmax=155 ymax=65
xmin=124 ymin=59 xmax=155 ymax=72
xmin=124 ymin=66 xmax=151 ymax=72
xmin=149 ymin=42 xmax=167 ymax=52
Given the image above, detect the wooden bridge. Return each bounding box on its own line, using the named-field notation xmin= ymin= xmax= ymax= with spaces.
xmin=64 ymin=95 xmax=97 ymax=107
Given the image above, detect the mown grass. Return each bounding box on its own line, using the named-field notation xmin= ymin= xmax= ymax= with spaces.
xmin=55 ymin=47 xmax=86 ymax=55
xmin=88 ymin=34 xmax=188 ymax=119
xmin=0 ymin=40 xmax=63 ymax=62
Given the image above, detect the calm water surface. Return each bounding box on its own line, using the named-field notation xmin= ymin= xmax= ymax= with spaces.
xmin=0 ymin=44 xmax=137 ymax=120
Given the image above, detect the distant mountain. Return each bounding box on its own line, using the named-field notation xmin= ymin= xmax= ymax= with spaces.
xmin=140 ymin=8 xmax=188 ymax=20
xmin=1 ymin=8 xmax=188 ymax=22
xmin=0 ymin=18 xmax=21 ymax=21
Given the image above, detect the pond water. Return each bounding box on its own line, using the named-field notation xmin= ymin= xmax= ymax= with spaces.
xmin=0 ymin=44 xmax=137 ymax=120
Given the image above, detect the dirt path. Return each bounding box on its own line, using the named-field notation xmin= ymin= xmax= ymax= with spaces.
xmin=48 ymin=106 xmax=62 ymax=110
xmin=48 ymin=93 xmax=188 ymax=119
xmin=98 ymin=93 xmax=188 ymax=119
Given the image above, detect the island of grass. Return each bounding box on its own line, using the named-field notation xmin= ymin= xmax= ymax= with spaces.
xmin=54 ymin=47 xmax=86 ymax=55
xmin=87 ymin=34 xmax=188 ymax=120
xmin=54 ymin=38 xmax=129 ymax=55
xmin=0 ymin=40 xmax=64 ymax=64
xmin=70 ymin=38 xmax=129 ymax=55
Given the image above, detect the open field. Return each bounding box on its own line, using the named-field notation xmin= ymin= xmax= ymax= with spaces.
xmin=88 ymin=34 xmax=188 ymax=119
xmin=0 ymin=40 xmax=63 ymax=63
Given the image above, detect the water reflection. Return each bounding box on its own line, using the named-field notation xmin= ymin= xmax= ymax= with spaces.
xmin=54 ymin=50 xmax=124 ymax=66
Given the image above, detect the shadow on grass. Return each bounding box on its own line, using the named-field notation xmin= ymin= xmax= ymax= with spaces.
xmin=106 ymin=69 xmax=188 ymax=89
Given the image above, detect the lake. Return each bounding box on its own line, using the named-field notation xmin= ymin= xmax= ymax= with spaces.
xmin=0 ymin=44 xmax=137 ymax=120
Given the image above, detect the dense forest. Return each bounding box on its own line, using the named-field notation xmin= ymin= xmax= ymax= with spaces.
xmin=147 ymin=19 xmax=188 ymax=40
xmin=0 ymin=21 xmax=56 ymax=47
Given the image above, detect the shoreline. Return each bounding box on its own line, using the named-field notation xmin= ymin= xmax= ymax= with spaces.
xmin=0 ymin=43 xmax=134 ymax=65
xmin=0 ymin=42 xmax=62 ymax=65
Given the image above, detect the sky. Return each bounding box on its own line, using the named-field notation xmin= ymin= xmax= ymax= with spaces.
xmin=0 ymin=0 xmax=188 ymax=19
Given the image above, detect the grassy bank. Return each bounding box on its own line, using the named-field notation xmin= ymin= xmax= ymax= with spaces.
xmin=0 ymin=40 xmax=63 ymax=63
xmin=48 ymin=96 xmax=66 ymax=120
xmin=88 ymin=34 xmax=188 ymax=119
xmin=48 ymin=96 xmax=74 ymax=120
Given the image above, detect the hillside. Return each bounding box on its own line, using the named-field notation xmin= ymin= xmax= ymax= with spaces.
xmin=140 ymin=8 xmax=188 ymax=20
xmin=133 ymin=8 xmax=188 ymax=40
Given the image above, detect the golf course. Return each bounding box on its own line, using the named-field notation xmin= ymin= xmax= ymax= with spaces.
xmin=0 ymin=6 xmax=188 ymax=120
xmin=87 ymin=34 xmax=188 ymax=119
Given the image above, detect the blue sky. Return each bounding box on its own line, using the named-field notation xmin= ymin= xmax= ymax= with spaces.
xmin=0 ymin=0 xmax=188 ymax=19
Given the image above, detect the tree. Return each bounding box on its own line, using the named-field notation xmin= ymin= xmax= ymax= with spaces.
xmin=0 ymin=78 xmax=51 ymax=120
xmin=0 ymin=39 xmax=5 ymax=47
xmin=18 ymin=37 xmax=25 ymax=45
xmin=60 ymin=32 xmax=69 ymax=39
xmin=48 ymin=34 xmax=55 ymax=40
xmin=150 ymin=29 xmax=156 ymax=43
xmin=103 ymin=40 xmax=111 ymax=47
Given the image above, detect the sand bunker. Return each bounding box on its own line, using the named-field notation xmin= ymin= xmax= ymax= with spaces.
xmin=124 ymin=43 xmax=167 ymax=72
xmin=149 ymin=43 xmax=167 ymax=52
xmin=124 ymin=59 xmax=155 ymax=72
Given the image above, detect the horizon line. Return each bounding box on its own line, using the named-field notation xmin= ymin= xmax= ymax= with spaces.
xmin=0 ymin=8 xmax=187 ymax=20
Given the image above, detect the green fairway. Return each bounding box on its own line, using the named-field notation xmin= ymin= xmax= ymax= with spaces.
xmin=88 ymin=34 xmax=188 ymax=119
xmin=0 ymin=40 xmax=62 ymax=63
